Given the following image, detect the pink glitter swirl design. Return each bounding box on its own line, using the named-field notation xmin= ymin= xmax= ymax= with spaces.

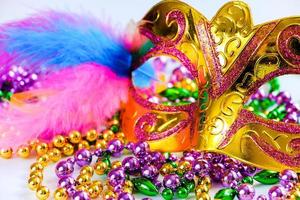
xmin=278 ymin=25 xmax=300 ymax=66
xmin=219 ymin=109 xmax=300 ymax=167
xmin=133 ymin=9 xmax=199 ymax=142
xmin=140 ymin=10 xmax=186 ymax=47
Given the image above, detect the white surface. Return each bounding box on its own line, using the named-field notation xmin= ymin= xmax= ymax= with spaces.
xmin=0 ymin=0 xmax=299 ymax=199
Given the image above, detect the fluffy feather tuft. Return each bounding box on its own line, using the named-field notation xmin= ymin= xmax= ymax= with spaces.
xmin=0 ymin=11 xmax=131 ymax=77
xmin=0 ymin=63 xmax=129 ymax=149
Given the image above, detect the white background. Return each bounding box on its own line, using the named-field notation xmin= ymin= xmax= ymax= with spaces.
xmin=0 ymin=0 xmax=299 ymax=199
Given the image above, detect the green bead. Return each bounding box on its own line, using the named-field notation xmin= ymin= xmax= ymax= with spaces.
xmin=260 ymin=98 xmax=276 ymax=110
xmin=132 ymin=178 xmax=159 ymax=196
xmin=241 ymin=176 xmax=254 ymax=185
xmin=253 ymin=170 xmax=279 ymax=185
xmin=192 ymin=91 xmax=199 ymax=99
xmin=249 ymin=99 xmax=260 ymax=111
xmin=110 ymin=125 xmax=119 ymax=133
xmin=170 ymin=162 xmax=178 ymax=168
xmin=100 ymin=156 xmax=111 ymax=173
xmin=267 ymin=109 xmax=279 ymax=119
xmin=177 ymin=88 xmax=191 ymax=99
xmin=164 ymin=152 xmax=171 ymax=160
xmin=160 ymin=88 xmax=180 ymax=101
xmin=176 ymin=187 xmax=188 ymax=199
xmin=162 ymin=188 xmax=173 ymax=200
xmin=185 ymin=181 xmax=195 ymax=192
xmin=269 ymin=78 xmax=280 ymax=92
xmin=214 ymin=188 xmax=237 ymax=200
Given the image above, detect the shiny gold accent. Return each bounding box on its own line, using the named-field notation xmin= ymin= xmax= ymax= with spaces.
xmin=48 ymin=148 xmax=62 ymax=162
xmin=54 ymin=188 xmax=68 ymax=200
xmin=86 ymin=130 xmax=98 ymax=142
xmin=17 ymin=145 xmax=31 ymax=158
xmin=69 ymin=131 xmax=82 ymax=144
xmin=123 ymin=0 xmax=300 ymax=171
xmin=52 ymin=135 xmax=66 ymax=148
xmin=0 ymin=148 xmax=13 ymax=159
xmin=62 ymin=143 xmax=74 ymax=156
xmin=36 ymin=143 xmax=49 ymax=156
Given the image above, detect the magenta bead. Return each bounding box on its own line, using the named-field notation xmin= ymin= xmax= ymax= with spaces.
xmin=210 ymin=163 xmax=225 ymax=181
xmin=58 ymin=176 xmax=76 ymax=188
xmin=184 ymin=171 xmax=195 ymax=181
xmin=133 ymin=141 xmax=149 ymax=158
xmin=75 ymin=149 xmax=92 ymax=167
xmin=237 ymin=184 xmax=255 ymax=200
xmin=118 ymin=192 xmax=135 ymax=200
xmin=108 ymin=167 xmax=126 ymax=187
xmin=141 ymin=165 xmax=159 ymax=180
xmin=192 ymin=159 xmax=210 ymax=175
xmin=256 ymin=195 xmax=267 ymax=200
xmin=222 ymin=171 xmax=240 ymax=188
xmin=122 ymin=156 xmax=140 ymax=174
xmin=72 ymin=191 xmax=90 ymax=200
xmin=279 ymin=169 xmax=298 ymax=189
xmin=163 ymin=174 xmax=180 ymax=190
xmin=268 ymin=186 xmax=287 ymax=200
xmin=107 ymin=139 xmax=124 ymax=157
xmin=55 ymin=160 xmax=74 ymax=178
xmin=239 ymin=164 xmax=256 ymax=176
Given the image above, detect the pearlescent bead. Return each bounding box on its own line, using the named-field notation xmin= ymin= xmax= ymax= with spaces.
xmin=75 ymin=149 xmax=92 ymax=167
xmin=52 ymin=135 xmax=66 ymax=148
xmin=96 ymin=140 xmax=107 ymax=149
xmin=86 ymin=129 xmax=98 ymax=142
xmin=132 ymin=141 xmax=149 ymax=158
xmin=141 ymin=165 xmax=159 ymax=180
xmin=107 ymin=139 xmax=124 ymax=157
xmin=37 ymin=154 xmax=50 ymax=166
xmin=268 ymin=186 xmax=287 ymax=200
xmin=58 ymin=177 xmax=76 ymax=188
xmin=177 ymin=160 xmax=192 ymax=175
xmin=48 ymin=148 xmax=62 ymax=162
xmin=117 ymin=192 xmax=135 ymax=200
xmin=36 ymin=186 xmax=50 ymax=200
xmin=17 ymin=145 xmax=31 ymax=158
xmin=36 ymin=143 xmax=49 ymax=156
xmin=30 ymin=162 xmax=44 ymax=173
xmin=256 ymin=194 xmax=267 ymax=200
xmin=237 ymin=184 xmax=255 ymax=200
xmin=78 ymin=140 xmax=90 ymax=150
xmin=80 ymin=166 xmax=94 ymax=177
xmin=0 ymin=147 xmax=13 ymax=159
xmin=88 ymin=181 xmax=103 ymax=198
xmin=76 ymin=174 xmax=91 ymax=185
xmin=94 ymin=161 xmax=108 ymax=175
xmin=111 ymin=161 xmax=122 ymax=169
xmin=28 ymin=177 xmax=42 ymax=191
xmin=55 ymin=160 xmax=74 ymax=178
xmin=122 ymin=156 xmax=140 ymax=175
xmin=163 ymin=174 xmax=180 ymax=190
xmin=102 ymin=130 xmax=115 ymax=141
xmin=279 ymin=169 xmax=298 ymax=185
xmin=69 ymin=131 xmax=82 ymax=144
xmin=62 ymin=143 xmax=74 ymax=156
xmin=72 ymin=191 xmax=90 ymax=200
xmin=108 ymin=167 xmax=126 ymax=187
xmin=54 ymin=188 xmax=68 ymax=200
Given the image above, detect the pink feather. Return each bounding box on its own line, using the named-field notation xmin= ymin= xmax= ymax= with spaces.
xmin=0 ymin=63 xmax=129 ymax=150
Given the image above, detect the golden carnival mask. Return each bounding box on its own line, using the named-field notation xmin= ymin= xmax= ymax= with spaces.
xmin=122 ymin=0 xmax=300 ymax=172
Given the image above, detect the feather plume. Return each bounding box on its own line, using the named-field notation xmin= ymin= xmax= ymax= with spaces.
xmin=0 ymin=11 xmax=131 ymax=77
xmin=0 ymin=64 xmax=129 ymax=149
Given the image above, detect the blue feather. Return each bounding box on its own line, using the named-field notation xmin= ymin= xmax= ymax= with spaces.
xmin=0 ymin=12 xmax=131 ymax=77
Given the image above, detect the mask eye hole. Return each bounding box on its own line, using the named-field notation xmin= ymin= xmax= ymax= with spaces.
xmin=245 ymin=75 xmax=300 ymax=124
xmin=132 ymin=56 xmax=198 ymax=105
xmin=289 ymin=36 xmax=300 ymax=56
